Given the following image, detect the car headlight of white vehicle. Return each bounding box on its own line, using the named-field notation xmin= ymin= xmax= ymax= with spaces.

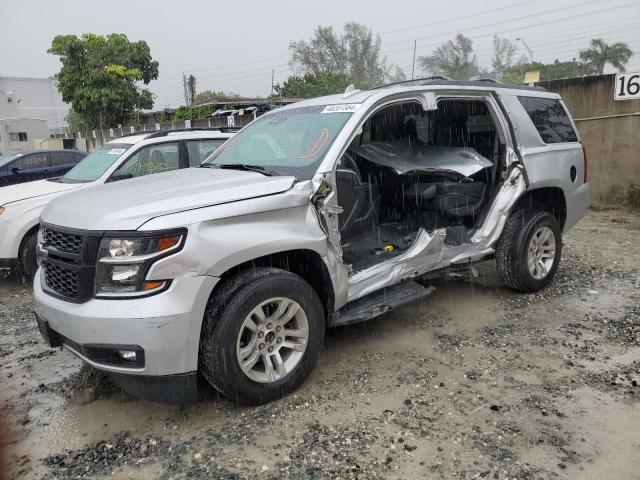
xmin=94 ymin=230 xmax=185 ymax=298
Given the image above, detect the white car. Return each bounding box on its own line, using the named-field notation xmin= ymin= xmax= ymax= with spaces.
xmin=0 ymin=129 xmax=234 ymax=277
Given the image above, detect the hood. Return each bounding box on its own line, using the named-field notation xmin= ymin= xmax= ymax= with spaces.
xmin=0 ymin=178 xmax=82 ymax=207
xmin=41 ymin=167 xmax=296 ymax=231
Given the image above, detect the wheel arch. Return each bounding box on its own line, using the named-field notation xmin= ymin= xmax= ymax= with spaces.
xmin=209 ymin=249 xmax=335 ymax=319
xmin=512 ymin=187 xmax=567 ymax=230
xmin=17 ymin=223 xmax=39 ymax=263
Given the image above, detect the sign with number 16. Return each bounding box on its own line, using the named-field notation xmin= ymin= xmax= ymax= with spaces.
xmin=615 ymin=72 xmax=640 ymax=100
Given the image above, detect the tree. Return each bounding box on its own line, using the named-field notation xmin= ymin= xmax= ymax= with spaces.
xmin=419 ymin=34 xmax=480 ymax=80
xmin=492 ymin=35 xmax=520 ymax=80
xmin=501 ymin=59 xmax=597 ymax=84
xmin=289 ymin=23 xmax=394 ymax=88
xmin=48 ymin=33 xmax=159 ymax=128
xmin=579 ymin=38 xmax=633 ymax=74
xmin=173 ymin=105 xmax=213 ymax=121
xmin=187 ymin=75 xmax=197 ymax=105
xmin=193 ymin=90 xmax=240 ymax=104
xmin=274 ymin=72 xmax=353 ymax=99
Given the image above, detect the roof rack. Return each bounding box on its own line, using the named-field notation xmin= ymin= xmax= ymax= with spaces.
xmin=142 ymin=127 xmax=231 ymax=139
xmin=369 ymin=76 xmax=545 ymax=92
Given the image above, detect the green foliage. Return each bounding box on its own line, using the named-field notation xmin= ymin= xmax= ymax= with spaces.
xmin=193 ymin=90 xmax=240 ymax=104
xmin=274 ymin=72 xmax=353 ymax=99
xmin=579 ymin=39 xmax=633 ymax=74
xmin=48 ymin=33 xmax=159 ymax=128
xmin=501 ymin=59 xmax=597 ymax=84
xmin=419 ymin=34 xmax=480 ymax=80
xmin=65 ymin=109 xmax=90 ymax=133
xmin=289 ymin=23 xmax=399 ymax=89
xmin=173 ymin=105 xmax=214 ymax=121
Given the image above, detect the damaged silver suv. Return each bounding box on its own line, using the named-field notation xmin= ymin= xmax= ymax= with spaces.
xmin=34 ymin=78 xmax=588 ymax=405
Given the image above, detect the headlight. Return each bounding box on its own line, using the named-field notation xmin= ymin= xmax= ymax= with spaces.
xmin=95 ymin=231 xmax=185 ymax=298
xmin=0 ymin=207 xmax=5 ymax=216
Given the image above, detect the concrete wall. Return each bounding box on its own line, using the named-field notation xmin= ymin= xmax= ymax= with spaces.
xmin=537 ymin=74 xmax=640 ymax=206
xmin=0 ymin=76 xmax=69 ymax=130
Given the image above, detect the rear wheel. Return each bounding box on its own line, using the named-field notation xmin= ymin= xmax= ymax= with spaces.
xmin=495 ymin=210 xmax=562 ymax=292
xmin=199 ymin=268 xmax=325 ymax=405
xmin=19 ymin=230 xmax=38 ymax=280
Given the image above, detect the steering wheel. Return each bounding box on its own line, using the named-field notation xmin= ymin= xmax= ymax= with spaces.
xmin=340 ymin=151 xmax=362 ymax=179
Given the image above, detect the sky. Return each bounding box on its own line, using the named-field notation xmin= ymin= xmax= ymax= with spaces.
xmin=1 ymin=0 xmax=639 ymax=109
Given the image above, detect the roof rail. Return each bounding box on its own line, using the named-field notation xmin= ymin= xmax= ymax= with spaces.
xmin=368 ymin=75 xmax=455 ymax=90
xmin=142 ymin=127 xmax=230 ymax=139
xmin=368 ymin=76 xmax=545 ymax=92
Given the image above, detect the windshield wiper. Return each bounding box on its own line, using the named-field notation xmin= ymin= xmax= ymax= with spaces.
xmin=203 ymin=163 xmax=277 ymax=176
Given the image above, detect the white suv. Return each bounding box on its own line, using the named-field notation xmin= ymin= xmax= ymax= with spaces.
xmin=0 ymin=129 xmax=234 ymax=277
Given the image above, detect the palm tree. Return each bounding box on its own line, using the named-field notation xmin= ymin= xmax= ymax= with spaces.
xmin=579 ymin=38 xmax=633 ymax=74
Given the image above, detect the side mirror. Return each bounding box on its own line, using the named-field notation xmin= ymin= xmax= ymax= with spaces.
xmin=11 ymin=165 xmax=21 ymax=174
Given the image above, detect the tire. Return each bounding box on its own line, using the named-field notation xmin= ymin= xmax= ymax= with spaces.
xmin=495 ymin=209 xmax=562 ymax=293
xmin=199 ymin=267 xmax=325 ymax=405
xmin=19 ymin=230 xmax=39 ymax=280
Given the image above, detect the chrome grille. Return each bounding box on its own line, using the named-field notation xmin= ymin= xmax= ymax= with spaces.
xmin=42 ymin=227 xmax=83 ymax=254
xmin=43 ymin=262 xmax=79 ymax=298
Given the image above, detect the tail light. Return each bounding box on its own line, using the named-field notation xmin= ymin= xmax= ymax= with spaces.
xmin=582 ymin=143 xmax=588 ymax=183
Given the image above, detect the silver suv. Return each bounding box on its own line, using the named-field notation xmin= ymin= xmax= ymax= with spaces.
xmin=34 ymin=79 xmax=589 ymax=405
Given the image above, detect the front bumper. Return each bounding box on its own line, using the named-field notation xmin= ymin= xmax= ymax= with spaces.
xmin=34 ymin=271 xmax=219 ymax=378
xmin=0 ymin=258 xmax=18 ymax=270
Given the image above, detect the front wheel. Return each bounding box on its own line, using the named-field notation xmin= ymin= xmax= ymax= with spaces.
xmin=19 ymin=230 xmax=39 ymax=279
xmin=495 ymin=210 xmax=562 ymax=292
xmin=199 ymin=268 xmax=325 ymax=405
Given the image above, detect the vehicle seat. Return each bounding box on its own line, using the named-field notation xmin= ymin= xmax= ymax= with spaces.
xmin=431 ymin=181 xmax=486 ymax=218
xmin=150 ymin=150 xmax=167 ymax=171
xmin=336 ymin=153 xmax=379 ymax=240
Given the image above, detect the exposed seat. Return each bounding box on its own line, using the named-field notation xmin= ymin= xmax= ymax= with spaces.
xmin=431 ymin=181 xmax=486 ymax=218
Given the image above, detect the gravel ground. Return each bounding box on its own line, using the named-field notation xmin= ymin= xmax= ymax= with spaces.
xmin=1 ymin=209 xmax=639 ymax=479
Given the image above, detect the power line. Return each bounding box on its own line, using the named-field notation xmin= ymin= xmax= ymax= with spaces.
xmin=379 ymin=0 xmax=639 ymax=52
xmin=378 ymin=0 xmax=545 ymax=36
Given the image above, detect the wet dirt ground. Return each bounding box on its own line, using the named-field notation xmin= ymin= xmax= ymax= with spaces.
xmin=1 ymin=209 xmax=639 ymax=479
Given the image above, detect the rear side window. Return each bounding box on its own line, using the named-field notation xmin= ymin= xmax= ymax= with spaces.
xmin=518 ymin=96 xmax=578 ymax=144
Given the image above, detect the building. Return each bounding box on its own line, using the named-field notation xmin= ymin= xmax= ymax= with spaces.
xmin=0 ymin=76 xmax=70 ymax=130
xmin=0 ymin=118 xmax=50 ymax=156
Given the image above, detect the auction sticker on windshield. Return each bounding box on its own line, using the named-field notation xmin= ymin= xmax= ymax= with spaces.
xmin=108 ymin=148 xmax=126 ymax=155
xmin=322 ymin=104 xmax=360 ymax=113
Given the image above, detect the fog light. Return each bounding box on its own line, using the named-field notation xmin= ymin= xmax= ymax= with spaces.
xmin=118 ymin=350 xmax=137 ymax=361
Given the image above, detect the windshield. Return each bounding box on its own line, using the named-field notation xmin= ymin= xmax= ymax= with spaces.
xmin=61 ymin=143 xmax=132 ymax=183
xmin=0 ymin=155 xmax=20 ymax=168
xmin=203 ymin=104 xmax=356 ymax=179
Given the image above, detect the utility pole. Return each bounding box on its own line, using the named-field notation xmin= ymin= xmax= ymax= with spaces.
xmin=516 ymin=38 xmax=534 ymax=63
xmin=270 ymin=68 xmax=275 ymax=97
xmin=182 ymin=73 xmax=189 ymax=106
xmin=411 ymin=40 xmax=417 ymax=80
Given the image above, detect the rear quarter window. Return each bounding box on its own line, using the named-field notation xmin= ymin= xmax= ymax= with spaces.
xmin=517 ymin=96 xmax=578 ymax=144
